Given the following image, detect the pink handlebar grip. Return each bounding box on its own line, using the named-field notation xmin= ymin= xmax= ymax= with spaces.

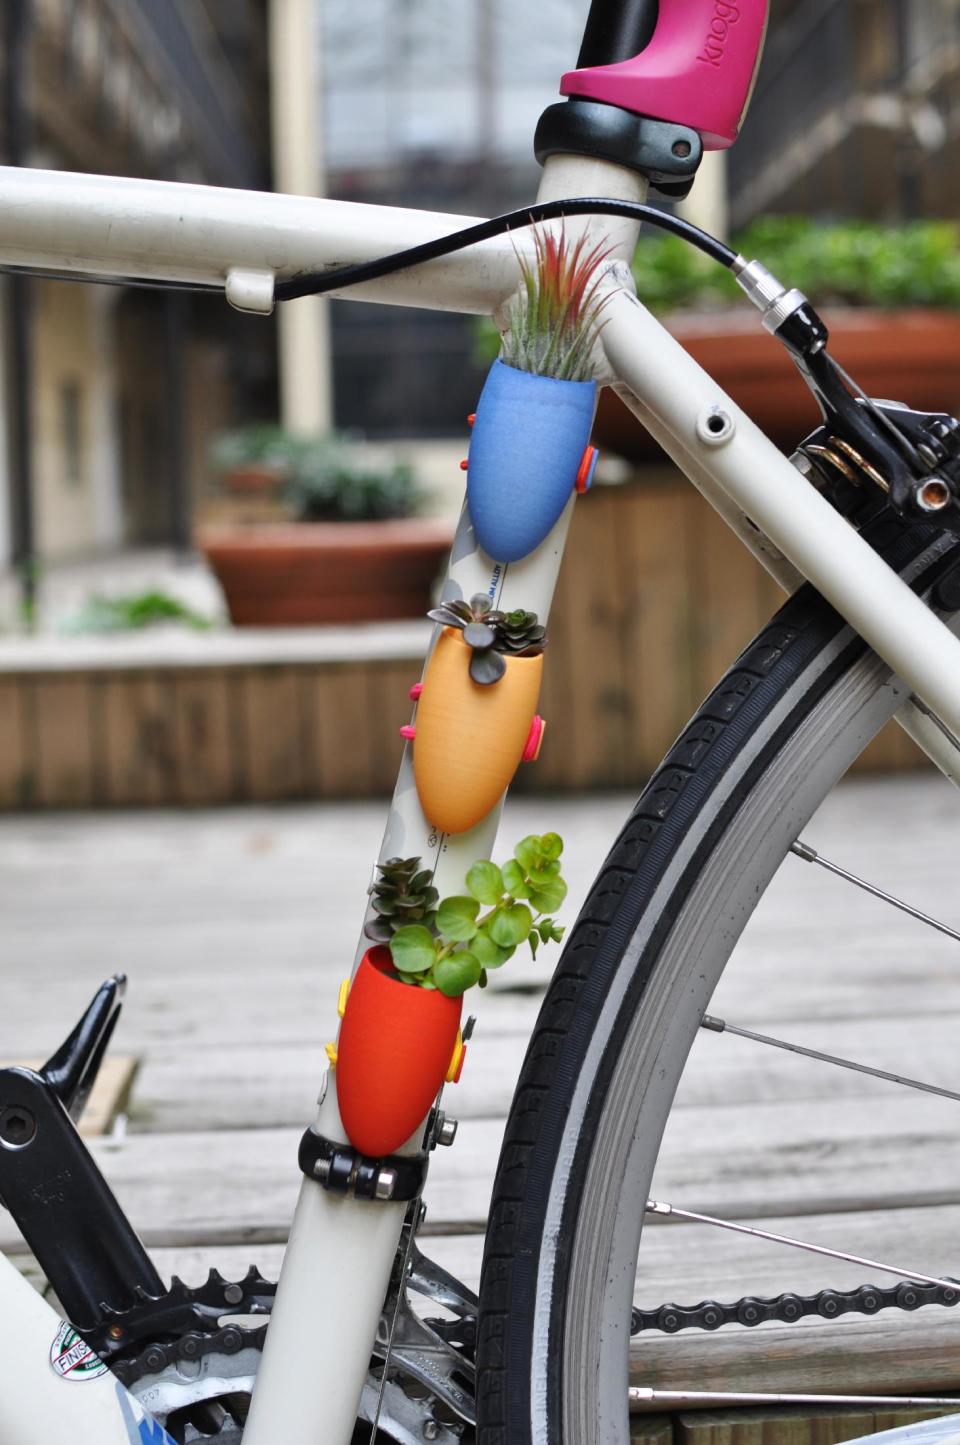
xmin=560 ymin=0 xmax=769 ymax=151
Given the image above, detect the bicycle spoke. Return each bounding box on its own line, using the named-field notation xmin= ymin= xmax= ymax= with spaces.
xmin=645 ymin=1201 xmax=960 ymax=1294
xmin=791 ymin=839 xmax=960 ymax=944
xmin=700 ymin=1014 xmax=960 ymax=1103
xmin=630 ymin=1388 xmax=960 ymax=1408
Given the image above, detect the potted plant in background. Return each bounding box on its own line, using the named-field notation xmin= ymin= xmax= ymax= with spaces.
xmin=334 ymin=833 xmax=567 ymax=1156
xmin=198 ymin=431 xmax=454 ymax=625
xmin=595 ymin=216 xmax=960 ymax=460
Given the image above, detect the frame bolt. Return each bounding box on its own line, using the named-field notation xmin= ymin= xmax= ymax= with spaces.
xmin=424 ymin=1421 xmax=441 ymax=1440
xmin=0 ymin=1106 xmax=36 ymax=1150
xmin=436 ymin=1114 xmax=459 ymax=1147
xmin=313 ymin=1156 xmax=332 ymax=1185
xmin=696 ymin=406 xmax=735 ymax=447
xmin=915 ymin=478 xmax=952 ymax=513
xmin=375 ymin=1168 xmax=397 ymax=1200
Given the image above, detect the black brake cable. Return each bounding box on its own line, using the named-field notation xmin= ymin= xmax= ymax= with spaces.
xmin=273 ymin=197 xmax=736 ymax=302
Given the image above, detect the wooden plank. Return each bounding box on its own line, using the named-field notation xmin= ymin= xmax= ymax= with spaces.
xmin=675 ymin=1406 xmax=952 ymax=1445
xmin=618 ymin=480 xmax=699 ymax=777
xmin=0 ymin=678 xmax=33 ymax=808
xmin=362 ymin=658 xmax=416 ymax=794
xmin=124 ymin=1011 xmax=960 ymax=1134
xmin=100 ymin=674 xmax=178 ymax=804
xmin=0 ymin=1056 xmax=137 ymax=1137
xmin=307 ymin=663 xmax=377 ymax=797
xmin=547 ymin=490 xmax=629 ymax=789
xmin=172 ymin=669 xmax=236 ymax=804
xmin=0 ymin=1097 xmax=954 ymax=1251
xmin=240 ymin=667 xmax=305 ymax=801
xmin=33 ymin=676 xmax=95 ymax=806
xmin=689 ymin=498 xmax=770 ymax=703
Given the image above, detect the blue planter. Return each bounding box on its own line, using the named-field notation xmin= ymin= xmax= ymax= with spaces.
xmin=466 ymin=360 xmax=597 ymax=563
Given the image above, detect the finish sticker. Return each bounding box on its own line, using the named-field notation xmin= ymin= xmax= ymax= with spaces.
xmin=50 ymin=1321 xmax=109 ymax=1382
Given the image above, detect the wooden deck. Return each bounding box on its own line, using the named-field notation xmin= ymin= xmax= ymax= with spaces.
xmin=2 ymin=775 xmax=960 ymax=1442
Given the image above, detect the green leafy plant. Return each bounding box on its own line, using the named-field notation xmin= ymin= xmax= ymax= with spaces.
xmin=62 ymin=590 xmax=213 ymax=634
xmin=427 ymin=593 xmax=547 ymax=685
xmin=474 ymin=219 xmax=960 ymax=366
xmin=211 ymin=426 xmax=421 ymax=522
xmin=630 ymin=217 xmax=960 ymax=316
xmin=366 ymin=833 xmax=568 ymax=997
xmin=501 ymin=227 xmax=615 ymax=381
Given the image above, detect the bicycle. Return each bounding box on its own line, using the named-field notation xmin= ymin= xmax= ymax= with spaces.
xmin=6 ymin=0 xmax=960 ymax=1441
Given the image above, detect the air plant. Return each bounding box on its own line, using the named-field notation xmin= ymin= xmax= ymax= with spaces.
xmin=500 ymin=227 xmax=615 ymax=382
xmin=427 ymin=593 xmax=547 ymax=685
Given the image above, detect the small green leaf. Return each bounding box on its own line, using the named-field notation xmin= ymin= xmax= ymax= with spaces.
xmin=529 ymin=879 xmax=567 ymax=913
xmin=390 ymin=925 xmax=438 ymax=974
xmin=479 ymin=968 xmax=488 ymax=988
xmin=514 ymin=835 xmax=542 ymax=871
xmin=472 ymin=929 xmax=512 ymax=969
xmin=434 ymin=950 xmax=482 ymax=997
xmin=540 ymin=832 xmax=564 ymax=860
xmin=466 ymin=860 xmax=504 ymax=905
xmin=489 ymin=902 xmax=533 ymax=948
xmin=529 ymin=931 xmax=539 ymax=959
xmin=527 ymin=864 xmax=560 ymax=885
xmin=437 ymin=895 xmax=480 ymax=942
xmin=500 ymin=859 xmax=531 ymax=899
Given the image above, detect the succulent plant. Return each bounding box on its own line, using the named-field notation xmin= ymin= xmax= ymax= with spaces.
xmin=365 ymin=856 xmax=439 ymax=945
xmin=375 ymin=833 xmax=568 ymax=997
xmin=427 ymin=593 xmax=547 ymax=686
xmin=500 ymin=226 xmax=615 ymax=382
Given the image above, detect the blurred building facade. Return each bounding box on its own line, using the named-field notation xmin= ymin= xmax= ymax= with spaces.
xmin=320 ymin=0 xmax=588 ymax=439
xmin=0 ymin=0 xmax=274 ymax=579
xmin=730 ymin=0 xmax=960 ymax=226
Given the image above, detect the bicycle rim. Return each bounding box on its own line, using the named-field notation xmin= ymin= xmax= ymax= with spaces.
xmin=476 ymin=521 xmax=960 ymax=1445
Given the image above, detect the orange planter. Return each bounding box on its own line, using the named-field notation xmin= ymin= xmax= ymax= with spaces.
xmin=335 ymin=947 xmax=463 ymax=1157
xmin=412 ymin=630 xmax=544 ymax=835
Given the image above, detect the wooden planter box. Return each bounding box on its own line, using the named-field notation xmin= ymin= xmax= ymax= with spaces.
xmin=595 ymin=308 xmax=960 ymax=461
xmin=198 ymin=519 xmax=454 ymax=626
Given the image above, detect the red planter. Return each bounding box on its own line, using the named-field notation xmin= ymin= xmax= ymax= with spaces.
xmin=594 ymin=308 xmax=960 ymax=462
xmin=335 ymin=947 xmax=463 ymax=1157
xmin=197 ymin=519 xmax=454 ymax=626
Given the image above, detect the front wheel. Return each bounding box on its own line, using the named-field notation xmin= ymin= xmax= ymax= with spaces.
xmin=476 ymin=517 xmax=960 ymax=1444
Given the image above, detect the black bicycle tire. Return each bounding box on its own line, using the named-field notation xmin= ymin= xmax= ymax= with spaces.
xmin=475 ymin=515 xmax=960 ymax=1445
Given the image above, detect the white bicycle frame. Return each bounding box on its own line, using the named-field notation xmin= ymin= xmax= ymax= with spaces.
xmin=4 ymin=147 xmax=960 ymax=1445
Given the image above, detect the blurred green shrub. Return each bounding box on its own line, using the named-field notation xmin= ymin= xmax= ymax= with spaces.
xmin=63 ymin=590 xmax=212 ymax=634
xmin=475 ymin=218 xmax=960 ymax=362
xmin=211 ymin=427 xmax=421 ymax=523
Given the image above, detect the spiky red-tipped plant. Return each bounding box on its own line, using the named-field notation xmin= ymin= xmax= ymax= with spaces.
xmin=501 ymin=227 xmax=615 ymax=382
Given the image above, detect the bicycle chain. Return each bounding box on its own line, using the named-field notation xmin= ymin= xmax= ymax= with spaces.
xmin=631 ymin=1277 xmax=960 ymax=1335
xmin=112 ymin=1319 xmax=269 ymax=1389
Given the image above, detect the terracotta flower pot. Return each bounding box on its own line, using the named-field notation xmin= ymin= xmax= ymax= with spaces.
xmin=197 ymin=519 xmax=454 ymax=626
xmin=411 ymin=629 xmax=544 ymax=835
xmin=467 ymin=359 xmax=598 ymax=562
xmin=336 ymin=947 xmax=463 ymax=1157
xmin=593 ymin=308 xmax=960 ymax=462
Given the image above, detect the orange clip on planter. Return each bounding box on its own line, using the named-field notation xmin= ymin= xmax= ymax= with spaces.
xmin=335 ymin=946 xmax=463 ymax=1157
xmin=412 ymin=629 xmax=544 ymax=835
